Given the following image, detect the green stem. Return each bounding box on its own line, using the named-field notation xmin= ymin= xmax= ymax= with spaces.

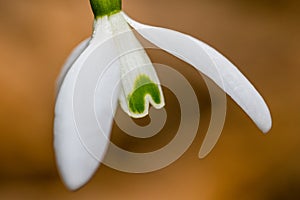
xmin=90 ymin=0 xmax=122 ymax=18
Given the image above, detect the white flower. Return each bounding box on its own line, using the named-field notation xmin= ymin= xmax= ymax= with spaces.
xmin=54 ymin=0 xmax=272 ymax=190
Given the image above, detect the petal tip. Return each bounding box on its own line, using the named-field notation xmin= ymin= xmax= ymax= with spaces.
xmin=257 ymin=107 xmax=272 ymax=134
xmin=61 ymin=174 xmax=87 ymax=191
xmin=260 ymin=118 xmax=272 ymax=134
xmin=54 ymin=129 xmax=100 ymax=191
xmin=56 ymin=153 xmax=100 ymax=191
xmin=198 ymin=151 xmax=208 ymax=159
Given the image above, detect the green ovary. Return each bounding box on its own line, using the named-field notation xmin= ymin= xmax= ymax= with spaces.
xmin=128 ymin=75 xmax=162 ymax=114
xmin=90 ymin=0 xmax=122 ymax=18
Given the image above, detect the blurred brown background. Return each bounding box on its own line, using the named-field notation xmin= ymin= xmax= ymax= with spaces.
xmin=0 ymin=0 xmax=299 ymax=199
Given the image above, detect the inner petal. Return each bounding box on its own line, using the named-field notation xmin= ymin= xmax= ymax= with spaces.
xmin=108 ymin=13 xmax=165 ymax=118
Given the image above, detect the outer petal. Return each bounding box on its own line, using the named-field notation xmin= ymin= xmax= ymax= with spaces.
xmin=54 ymin=34 xmax=120 ymax=189
xmin=122 ymin=12 xmax=272 ymax=134
xmin=56 ymin=38 xmax=91 ymax=94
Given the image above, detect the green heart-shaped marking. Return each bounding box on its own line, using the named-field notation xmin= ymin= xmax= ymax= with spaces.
xmin=128 ymin=74 xmax=162 ymax=114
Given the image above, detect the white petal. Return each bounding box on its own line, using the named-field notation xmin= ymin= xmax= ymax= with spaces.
xmin=56 ymin=38 xmax=91 ymax=94
xmin=108 ymin=13 xmax=165 ymax=118
xmin=54 ymin=17 xmax=120 ymax=190
xmin=122 ymin=12 xmax=272 ymax=133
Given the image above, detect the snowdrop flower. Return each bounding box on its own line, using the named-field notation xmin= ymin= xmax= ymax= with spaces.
xmin=54 ymin=0 xmax=272 ymax=190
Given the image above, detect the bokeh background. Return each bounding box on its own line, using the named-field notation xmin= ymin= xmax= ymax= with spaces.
xmin=0 ymin=0 xmax=299 ymax=199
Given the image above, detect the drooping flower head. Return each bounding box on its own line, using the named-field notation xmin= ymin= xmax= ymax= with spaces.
xmin=54 ymin=0 xmax=272 ymax=190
